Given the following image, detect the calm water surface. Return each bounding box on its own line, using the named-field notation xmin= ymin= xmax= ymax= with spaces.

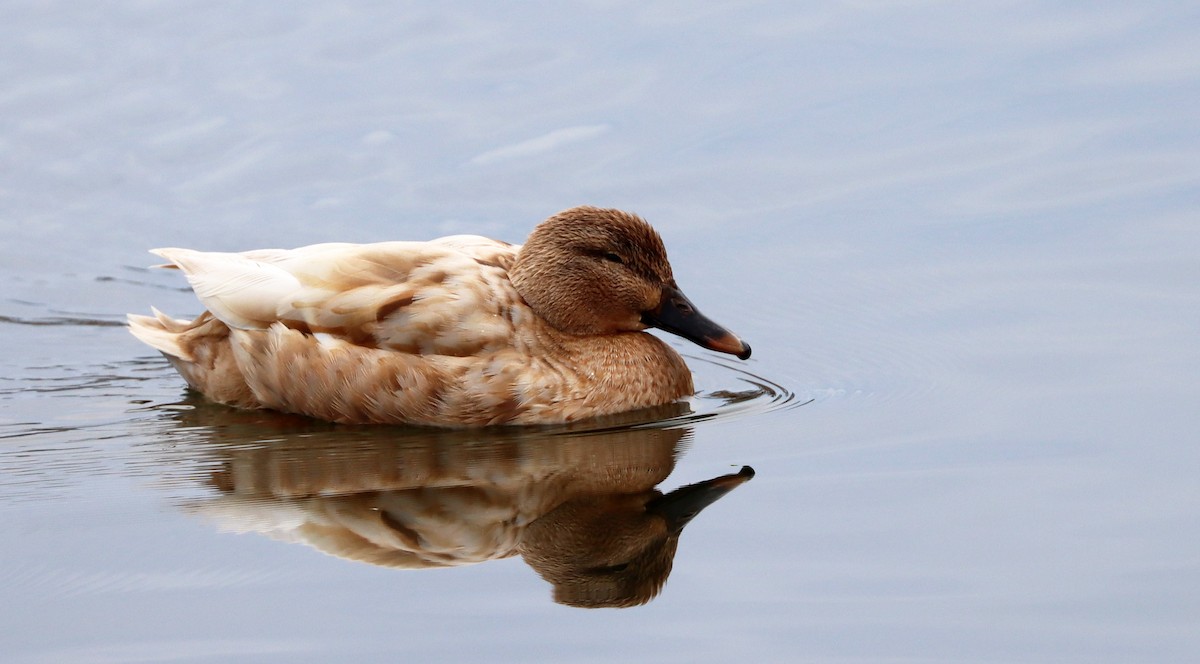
xmin=3 ymin=3 xmax=1199 ymax=662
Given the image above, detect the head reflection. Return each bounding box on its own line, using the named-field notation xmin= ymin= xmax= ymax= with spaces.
xmin=169 ymin=400 xmax=753 ymax=608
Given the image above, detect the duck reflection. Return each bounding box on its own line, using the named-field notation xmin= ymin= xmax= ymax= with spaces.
xmin=165 ymin=399 xmax=753 ymax=608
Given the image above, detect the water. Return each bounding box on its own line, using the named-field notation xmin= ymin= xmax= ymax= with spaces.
xmin=3 ymin=2 xmax=1199 ymax=662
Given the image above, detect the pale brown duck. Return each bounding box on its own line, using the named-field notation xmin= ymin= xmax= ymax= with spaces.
xmin=128 ymin=206 xmax=750 ymax=426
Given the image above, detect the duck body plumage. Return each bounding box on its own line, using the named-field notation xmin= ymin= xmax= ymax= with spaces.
xmin=129 ymin=207 xmax=749 ymax=427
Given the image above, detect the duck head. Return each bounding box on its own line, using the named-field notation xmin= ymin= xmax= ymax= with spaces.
xmin=520 ymin=466 xmax=755 ymax=608
xmin=509 ymin=206 xmax=751 ymax=359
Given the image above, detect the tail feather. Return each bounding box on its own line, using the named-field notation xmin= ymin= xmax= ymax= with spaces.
xmin=128 ymin=307 xmax=258 ymax=408
xmin=150 ymin=247 xmax=300 ymax=330
xmin=128 ymin=311 xmax=194 ymax=361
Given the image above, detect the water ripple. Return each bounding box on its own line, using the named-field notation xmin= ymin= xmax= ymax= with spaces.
xmin=0 ymin=314 xmax=126 ymax=327
xmin=610 ymin=352 xmax=809 ymax=431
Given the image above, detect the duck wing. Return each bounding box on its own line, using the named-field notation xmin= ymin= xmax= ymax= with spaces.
xmin=153 ymin=236 xmax=521 ymax=357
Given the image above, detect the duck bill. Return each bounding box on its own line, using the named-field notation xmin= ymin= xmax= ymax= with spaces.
xmin=642 ymin=286 xmax=752 ymax=360
xmin=647 ymin=466 xmax=755 ymax=534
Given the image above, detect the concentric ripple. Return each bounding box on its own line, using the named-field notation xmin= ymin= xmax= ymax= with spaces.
xmin=590 ymin=352 xmax=808 ymax=432
xmin=685 ymin=353 xmax=808 ymax=422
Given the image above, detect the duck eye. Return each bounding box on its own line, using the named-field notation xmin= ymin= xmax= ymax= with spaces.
xmin=587 ymin=562 xmax=630 ymax=575
xmin=602 ymin=252 xmax=625 ymax=265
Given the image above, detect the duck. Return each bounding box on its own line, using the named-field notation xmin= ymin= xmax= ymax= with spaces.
xmin=128 ymin=206 xmax=751 ymax=427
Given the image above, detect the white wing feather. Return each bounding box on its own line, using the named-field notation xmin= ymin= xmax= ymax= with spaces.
xmin=151 ymin=248 xmax=303 ymax=330
xmin=151 ymin=236 xmax=519 ymax=354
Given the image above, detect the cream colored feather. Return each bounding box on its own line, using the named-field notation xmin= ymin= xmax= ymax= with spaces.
xmin=151 ymin=248 xmax=303 ymax=330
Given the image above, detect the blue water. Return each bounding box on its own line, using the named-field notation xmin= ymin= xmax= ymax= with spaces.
xmin=2 ymin=2 xmax=1198 ymax=662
